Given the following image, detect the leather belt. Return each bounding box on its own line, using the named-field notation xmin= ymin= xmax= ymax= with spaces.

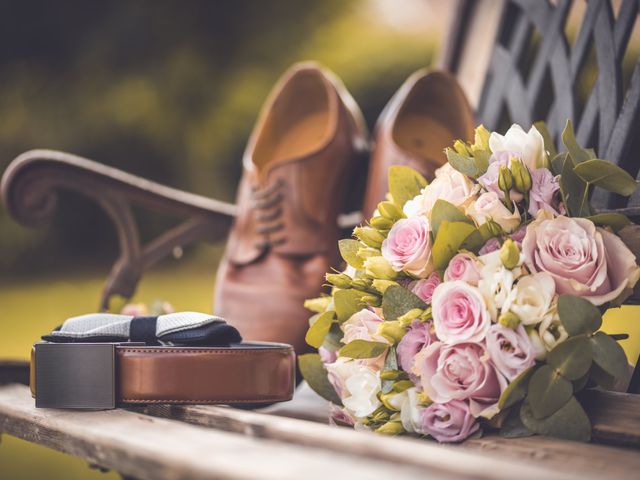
xmin=31 ymin=342 xmax=295 ymax=409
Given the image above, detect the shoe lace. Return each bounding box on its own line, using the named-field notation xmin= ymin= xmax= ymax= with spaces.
xmin=251 ymin=177 xmax=287 ymax=249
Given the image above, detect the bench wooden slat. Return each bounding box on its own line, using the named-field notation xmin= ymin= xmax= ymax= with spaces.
xmin=131 ymin=384 xmax=640 ymax=480
xmin=0 ymin=383 xmax=580 ymax=480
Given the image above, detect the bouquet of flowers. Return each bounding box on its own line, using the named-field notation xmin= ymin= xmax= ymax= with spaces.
xmin=300 ymin=121 xmax=640 ymax=443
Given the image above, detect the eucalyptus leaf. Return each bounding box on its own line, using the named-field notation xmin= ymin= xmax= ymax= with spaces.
xmin=322 ymin=323 xmax=344 ymax=352
xmin=534 ymin=121 xmax=557 ymax=160
xmin=298 ymin=353 xmax=342 ymax=405
xmin=339 ymin=339 xmax=388 ymax=359
xmin=498 ymin=366 xmax=536 ymax=410
xmin=573 ymin=159 xmax=639 ymax=196
xmin=590 ymin=331 xmax=630 ymax=383
xmin=388 ymin=165 xmax=427 ymax=207
xmin=550 ymin=152 xmax=568 ymax=177
xmin=557 ymin=295 xmax=602 ymax=335
xmin=562 ymin=119 xmax=593 ymax=164
xmin=546 ymin=335 xmax=592 ymax=380
xmin=445 ymin=147 xmax=488 ymax=178
xmin=520 ymin=397 xmax=591 ymax=442
xmin=432 ymin=221 xmax=478 ymax=270
xmin=527 ymin=365 xmax=573 ymax=419
xmin=572 ymin=372 xmax=590 ymax=393
xmin=586 ymin=213 xmax=631 ymax=232
xmin=339 ymin=239 xmax=364 ymax=269
xmin=382 ymin=285 xmax=427 ymax=321
xmin=381 ymin=347 xmax=399 ymax=394
xmin=560 ymin=152 xmax=592 ymax=217
xmin=431 ymin=199 xmax=473 ymax=237
xmin=305 ymin=311 xmax=336 ymax=349
xmin=334 ymin=289 xmax=365 ymax=322
xmin=500 ymin=405 xmax=534 ymax=438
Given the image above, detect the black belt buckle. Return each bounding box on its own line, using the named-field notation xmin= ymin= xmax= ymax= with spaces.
xmin=34 ymin=342 xmax=117 ymax=409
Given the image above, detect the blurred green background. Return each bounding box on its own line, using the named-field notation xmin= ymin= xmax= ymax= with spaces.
xmin=0 ymin=1 xmax=639 ymax=479
xmin=0 ymin=0 xmax=446 ymax=478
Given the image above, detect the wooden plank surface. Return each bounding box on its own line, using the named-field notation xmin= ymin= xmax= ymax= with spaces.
xmin=135 ymin=389 xmax=640 ymax=480
xmin=0 ymin=383 xmax=580 ymax=480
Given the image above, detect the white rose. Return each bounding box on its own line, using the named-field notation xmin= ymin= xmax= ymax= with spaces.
xmin=477 ymin=251 xmax=518 ymax=321
xmin=503 ymin=272 xmax=556 ymax=325
xmin=466 ymin=191 xmax=521 ymax=233
xmin=326 ymin=358 xmax=382 ymax=418
xmin=537 ymin=304 xmax=568 ymax=355
xmin=399 ymin=387 xmax=425 ymax=434
xmin=403 ymin=163 xmax=479 ymax=218
xmin=488 ymin=124 xmax=547 ymax=170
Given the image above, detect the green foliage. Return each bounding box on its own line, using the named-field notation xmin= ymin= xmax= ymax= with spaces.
xmin=339 ymin=339 xmax=388 ymax=359
xmin=586 ymin=213 xmax=631 ymax=232
xmin=562 ymin=120 xmax=594 ymax=164
xmin=498 ymin=366 xmax=536 ymax=410
xmin=305 ymin=311 xmax=336 ymax=348
xmin=574 ymin=159 xmax=639 ymax=196
xmin=338 ymin=239 xmax=364 ymax=269
xmin=546 ymin=335 xmax=593 ymax=380
xmin=388 ymin=165 xmax=428 ymax=207
xmin=527 ymin=365 xmax=573 ymax=419
xmin=381 ymin=285 xmax=426 ymax=321
xmin=533 ymin=121 xmax=557 ymax=160
xmin=520 ymin=397 xmax=591 ymax=442
xmin=430 ymin=199 xmax=473 ymax=237
xmin=381 ymin=347 xmax=399 ymax=394
xmin=334 ymin=288 xmax=366 ymax=322
xmin=590 ymin=331 xmax=630 ymax=383
xmin=557 ymin=295 xmax=602 ymax=335
xmin=298 ymin=354 xmax=342 ymax=405
xmin=445 ymin=147 xmax=488 ymax=178
xmin=432 ymin=221 xmax=477 ymax=270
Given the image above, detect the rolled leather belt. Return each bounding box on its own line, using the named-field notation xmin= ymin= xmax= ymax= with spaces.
xmin=30 ymin=312 xmax=296 ymax=409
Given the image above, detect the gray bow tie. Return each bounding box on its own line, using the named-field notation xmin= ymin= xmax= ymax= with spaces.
xmin=43 ymin=312 xmax=242 ymax=346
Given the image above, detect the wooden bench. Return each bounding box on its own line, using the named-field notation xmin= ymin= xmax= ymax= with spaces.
xmin=2 ymin=1 xmax=640 ymax=478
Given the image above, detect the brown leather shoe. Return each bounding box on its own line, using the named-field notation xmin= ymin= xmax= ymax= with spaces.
xmin=214 ymin=62 xmax=367 ymax=354
xmin=362 ymin=69 xmax=475 ymax=217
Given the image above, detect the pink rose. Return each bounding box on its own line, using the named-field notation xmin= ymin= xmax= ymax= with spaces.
xmin=486 ymin=324 xmax=535 ymax=381
xmin=421 ymin=400 xmax=479 ymax=443
xmin=403 ymin=163 xmax=478 ymax=218
xmin=329 ymin=403 xmax=355 ymax=426
xmin=444 ymin=252 xmax=481 ymax=285
xmin=381 ymin=216 xmax=433 ymax=277
xmin=413 ymin=342 xmax=505 ymax=417
xmin=342 ymin=309 xmax=388 ymax=344
xmin=319 ymin=346 xmax=337 ymax=365
xmin=431 ymin=281 xmax=491 ymax=343
xmin=528 ymin=168 xmax=563 ymax=216
xmin=522 ymin=216 xmax=640 ymax=305
xmin=510 ymin=225 xmax=527 ymax=246
xmin=397 ymin=320 xmax=436 ymax=373
xmin=409 ymin=272 xmax=441 ymax=303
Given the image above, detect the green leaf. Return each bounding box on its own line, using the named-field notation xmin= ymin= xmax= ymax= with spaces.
xmin=572 ymin=372 xmax=590 ymax=393
xmin=560 ymin=152 xmax=592 ymax=217
xmin=561 ymin=119 xmax=594 ymax=164
xmin=557 ymin=295 xmax=602 ymax=336
xmin=586 ymin=213 xmax=631 ymax=232
xmin=322 ymin=323 xmax=344 ymax=352
xmin=460 ymin=221 xmax=503 ymax=253
xmin=534 ymin=121 xmax=557 ymax=160
xmin=298 ymin=353 xmax=342 ymax=405
xmin=339 ymin=339 xmax=388 ymax=359
xmin=388 ymin=165 xmax=427 ymax=207
xmin=338 ymin=239 xmax=364 ymax=269
xmin=430 ymin=199 xmax=473 ymax=237
xmin=305 ymin=311 xmax=336 ymax=349
xmin=546 ymin=335 xmax=593 ymax=380
xmin=500 ymin=406 xmax=534 ymax=438
xmin=381 ymin=285 xmax=426 ymax=321
xmin=527 ymin=365 xmax=573 ymax=419
xmin=550 ymin=152 xmax=567 ymax=176
xmin=590 ymin=331 xmax=630 ymax=383
xmin=498 ymin=366 xmax=536 ymax=410
xmin=445 ymin=147 xmax=488 ymax=178
xmin=573 ymin=159 xmax=639 ymax=196
xmin=432 ymin=221 xmax=478 ymax=270
xmin=334 ymin=289 xmax=365 ymax=322
xmin=381 ymin=347 xmax=398 ymax=394
xmin=520 ymin=397 xmax=591 ymax=442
